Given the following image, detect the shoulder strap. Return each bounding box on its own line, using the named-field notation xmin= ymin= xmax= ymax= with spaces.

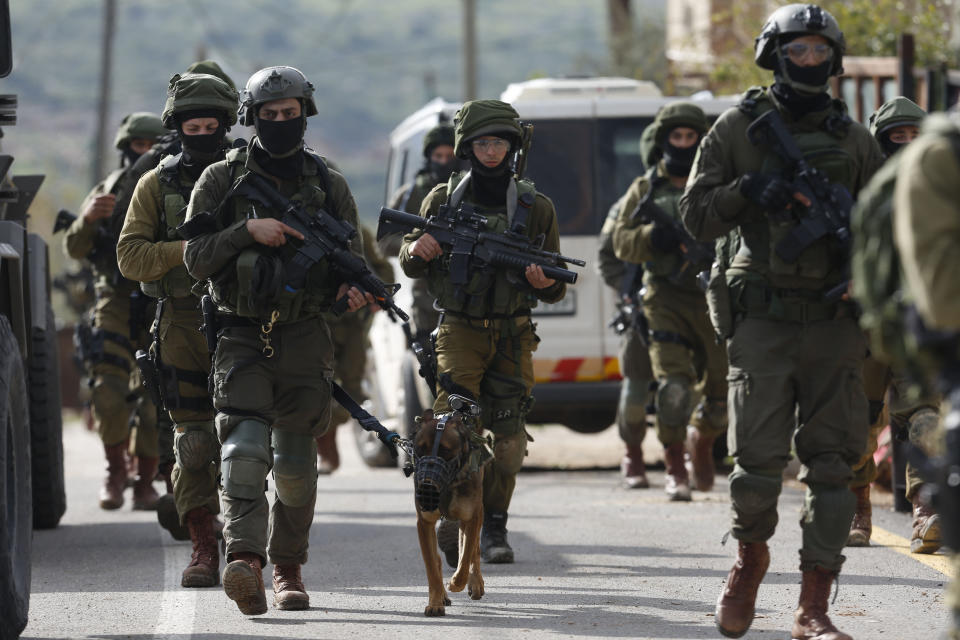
xmin=103 ymin=168 xmax=128 ymax=195
xmin=511 ymin=178 xmax=537 ymax=233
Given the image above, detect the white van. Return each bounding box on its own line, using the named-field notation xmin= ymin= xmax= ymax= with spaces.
xmin=354 ymin=78 xmax=736 ymax=466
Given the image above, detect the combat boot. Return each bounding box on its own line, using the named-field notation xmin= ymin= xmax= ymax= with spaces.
xmin=910 ymin=499 xmax=942 ymax=554
xmin=132 ymin=455 xmax=160 ymax=510
xmin=99 ymin=442 xmax=128 ymax=510
xmin=273 ymin=563 xmax=310 ymax=610
xmin=481 ymin=511 xmax=514 ymax=564
xmin=222 ymin=552 xmax=267 ymax=615
xmin=182 ymin=508 xmax=219 ymax=588
xmin=437 ymin=518 xmax=460 ymax=568
xmin=688 ymin=429 xmax=716 ymax=492
xmin=621 ymin=444 xmax=649 ymax=489
xmin=156 ymin=493 xmax=190 ymax=541
xmin=791 ymin=566 xmax=852 ymax=640
xmin=716 ymin=540 xmax=770 ymax=638
xmin=846 ymin=485 xmax=872 ymax=547
xmin=664 ymin=442 xmax=691 ymax=501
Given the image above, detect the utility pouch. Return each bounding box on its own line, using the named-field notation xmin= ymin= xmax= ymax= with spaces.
xmin=135 ymin=349 xmax=162 ymax=407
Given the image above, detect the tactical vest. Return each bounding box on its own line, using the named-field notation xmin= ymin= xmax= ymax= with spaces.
xmin=210 ymin=147 xmax=339 ymax=322
xmin=427 ymin=172 xmax=539 ymax=317
xmin=140 ymin=154 xmax=196 ymax=299
xmin=636 ymin=166 xmax=703 ymax=289
xmin=738 ymin=87 xmax=855 ymax=284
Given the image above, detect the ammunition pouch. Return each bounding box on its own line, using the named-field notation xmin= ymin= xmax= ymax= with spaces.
xmin=235 ymin=249 xmax=303 ymax=322
xmin=141 ymin=264 xmax=194 ymax=299
xmin=479 ymin=370 xmax=532 ymax=436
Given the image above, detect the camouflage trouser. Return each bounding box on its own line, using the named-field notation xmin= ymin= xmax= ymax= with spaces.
xmin=327 ymin=314 xmax=372 ymax=429
xmin=645 ymin=289 xmax=728 ymax=446
xmin=850 ymin=354 xmax=891 ymax=488
xmin=212 ymin=317 xmax=332 ymax=566
xmin=433 ymin=315 xmax=536 ymax=514
xmin=155 ymin=298 xmax=218 ymax=522
xmin=726 ymin=315 xmax=868 ymax=572
xmin=89 ymin=291 xmax=158 ymax=456
xmin=617 ymin=327 xmax=653 ymax=447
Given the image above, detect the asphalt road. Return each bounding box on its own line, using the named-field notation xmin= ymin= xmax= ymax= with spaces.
xmin=19 ymin=418 xmax=954 ymax=640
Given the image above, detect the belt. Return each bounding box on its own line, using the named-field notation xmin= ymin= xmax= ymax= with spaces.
xmin=439 ymin=309 xmax=531 ymax=329
xmin=739 ymin=282 xmax=840 ymax=324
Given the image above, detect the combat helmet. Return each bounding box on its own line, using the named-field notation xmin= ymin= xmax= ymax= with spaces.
xmin=113 ymin=112 xmax=166 ymax=149
xmin=453 ymin=99 xmax=522 ymax=158
xmin=868 ymin=97 xmax=926 ymax=140
xmin=755 ymin=4 xmax=845 ymax=91
xmin=651 ymin=102 xmax=708 ymax=147
xmin=161 ymin=72 xmax=238 ymax=129
xmin=422 ymin=123 xmax=455 ymax=157
xmin=238 ymin=66 xmax=317 ymax=126
xmin=186 ymin=59 xmax=236 ymax=91
xmin=639 ymin=122 xmax=660 ymax=168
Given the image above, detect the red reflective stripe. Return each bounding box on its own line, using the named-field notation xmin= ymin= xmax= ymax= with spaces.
xmin=551 ymin=358 xmax=584 ymax=382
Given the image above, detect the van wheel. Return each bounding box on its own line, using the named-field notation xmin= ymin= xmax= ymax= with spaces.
xmin=0 ymin=315 xmax=33 ymax=640
xmin=30 ymin=304 xmax=65 ymax=529
xmin=563 ymin=410 xmax=613 ymax=434
xmin=353 ymin=347 xmax=397 ymax=468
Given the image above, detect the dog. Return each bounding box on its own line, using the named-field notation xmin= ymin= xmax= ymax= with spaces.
xmin=410 ymin=395 xmax=489 ymax=617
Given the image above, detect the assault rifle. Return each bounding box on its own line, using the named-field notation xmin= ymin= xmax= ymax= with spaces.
xmin=746 ymin=109 xmax=854 ymax=264
xmin=630 ymin=199 xmax=714 ymax=285
xmin=234 ymin=172 xmax=409 ymax=322
xmin=376 ymin=203 xmax=585 ymax=288
xmin=608 ymin=265 xmax=649 ymax=345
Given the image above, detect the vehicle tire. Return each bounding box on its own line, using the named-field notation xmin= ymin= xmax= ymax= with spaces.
xmin=29 ymin=304 xmax=65 ymax=529
xmin=353 ymin=347 xmax=398 ymax=468
xmin=397 ymin=355 xmax=424 ymax=469
xmin=0 ymin=314 xmax=33 ymax=640
xmin=563 ymin=410 xmax=614 ymax=434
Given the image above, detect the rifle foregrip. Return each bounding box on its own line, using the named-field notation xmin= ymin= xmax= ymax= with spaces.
xmin=488 ymin=250 xmax=578 ymax=284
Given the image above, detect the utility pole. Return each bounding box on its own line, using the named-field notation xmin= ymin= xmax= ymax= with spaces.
xmin=92 ymin=0 xmax=116 ymax=183
xmin=462 ymin=0 xmax=477 ymax=101
xmin=607 ymin=0 xmax=633 ymax=73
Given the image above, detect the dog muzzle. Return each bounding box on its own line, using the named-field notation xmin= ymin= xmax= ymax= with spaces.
xmin=414 ymin=455 xmax=459 ymax=512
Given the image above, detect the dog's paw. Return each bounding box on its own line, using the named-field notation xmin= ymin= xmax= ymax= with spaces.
xmin=424 ymin=603 xmax=446 ymax=617
xmin=444 ymin=594 xmax=452 ymax=606
xmin=468 ymin=577 xmax=484 ymax=600
xmin=447 ymin=575 xmax=467 ymax=592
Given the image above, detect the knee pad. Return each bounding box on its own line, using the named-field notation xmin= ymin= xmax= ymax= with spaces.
xmin=655 ymin=376 xmax=692 ymax=429
xmin=479 ymin=371 xmax=531 ymax=436
xmin=729 ymin=466 xmax=782 ymax=515
xmin=491 ymin=432 xmax=527 ymax=476
xmin=220 ymin=419 xmax=271 ymax=500
xmin=174 ymin=422 xmax=219 ymax=471
xmin=272 ymin=430 xmax=318 ymax=508
xmin=908 ymin=408 xmax=942 ymax=455
xmin=91 ymin=374 xmax=131 ymax=418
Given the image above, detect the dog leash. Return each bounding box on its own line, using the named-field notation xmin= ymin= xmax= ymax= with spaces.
xmin=330 ymin=381 xmax=404 ymax=459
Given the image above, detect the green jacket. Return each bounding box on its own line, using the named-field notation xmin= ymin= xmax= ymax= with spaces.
xmin=597 ymin=195 xmax=629 ymax=291
xmin=182 ymin=141 xmax=363 ymax=322
xmin=680 ymin=87 xmax=883 ymax=293
xmin=894 ymin=113 xmax=960 ymax=330
xmin=398 ymin=175 xmax=566 ymax=316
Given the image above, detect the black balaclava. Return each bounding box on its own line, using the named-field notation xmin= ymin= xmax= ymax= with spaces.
xmin=878 ymin=131 xmax=905 ymax=158
xmin=662 ymin=130 xmax=700 ymax=177
xmin=428 ymin=157 xmax=457 ymax=183
xmin=121 ymin=146 xmax=143 ymax=167
xmin=771 ymin=35 xmax=833 ymax=119
xmin=468 ymin=144 xmax=514 ymax=208
xmin=252 ymin=101 xmax=306 ymax=179
xmin=177 ymin=109 xmax=228 ymax=179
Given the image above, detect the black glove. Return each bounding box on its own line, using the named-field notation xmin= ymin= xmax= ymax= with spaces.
xmin=739 ymin=172 xmax=795 ymax=210
xmin=649 ymin=224 xmax=681 ymax=253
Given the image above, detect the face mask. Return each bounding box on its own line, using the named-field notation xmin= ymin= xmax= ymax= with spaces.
xmin=662 ymin=141 xmax=698 ymax=176
xmin=429 ymin=159 xmax=457 ymax=182
xmin=255 ymin=117 xmax=304 ymax=157
xmin=781 ymin=59 xmax=832 ymax=95
xmin=122 ymin=147 xmax=142 ymax=166
xmin=879 ymin=133 xmax=904 ymax=158
xmin=468 ymin=151 xmax=511 ymax=178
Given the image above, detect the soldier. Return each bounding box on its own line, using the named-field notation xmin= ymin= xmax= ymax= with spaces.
xmin=383 ymin=123 xmax=457 ymax=338
xmin=317 ymin=223 xmax=394 ymax=473
xmin=893 ymin=108 xmax=960 ymax=640
xmin=679 ymin=5 xmax=883 ymax=638
xmin=399 ymin=99 xmax=566 ymax=564
xmin=181 ymin=66 xmax=370 ymax=615
xmin=598 ymin=125 xmax=657 ymax=489
xmin=612 ymin=102 xmax=728 ymax=500
xmin=117 ymin=72 xmax=239 ymax=588
xmin=847 ymin=97 xmax=931 ymax=549
xmin=63 ymin=112 xmax=168 ymax=511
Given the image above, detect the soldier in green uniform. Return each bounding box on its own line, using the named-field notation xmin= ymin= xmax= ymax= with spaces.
xmin=612 ymin=102 xmax=728 ymax=500
xmin=893 ymin=108 xmax=960 ymax=640
xmin=399 ymin=99 xmax=566 ymax=564
xmin=316 ymin=223 xmax=394 ymax=473
xmin=382 ymin=123 xmax=457 ymax=337
xmin=181 ymin=66 xmax=370 ymax=615
xmin=63 ymin=112 xmax=168 ymax=511
xmin=847 ymin=96 xmax=932 ymax=549
xmin=679 ymin=5 xmax=883 ymax=638
xmin=118 ymin=72 xmax=239 ymax=588
xmin=598 ymin=125 xmax=657 ymax=489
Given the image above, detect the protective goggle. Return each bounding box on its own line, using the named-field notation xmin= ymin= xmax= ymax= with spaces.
xmin=471 ymin=138 xmax=511 ymax=152
xmin=780 ymin=42 xmax=834 ymax=64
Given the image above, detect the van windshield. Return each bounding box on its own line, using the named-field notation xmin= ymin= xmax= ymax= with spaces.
xmin=523 ymin=117 xmax=654 ymax=235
